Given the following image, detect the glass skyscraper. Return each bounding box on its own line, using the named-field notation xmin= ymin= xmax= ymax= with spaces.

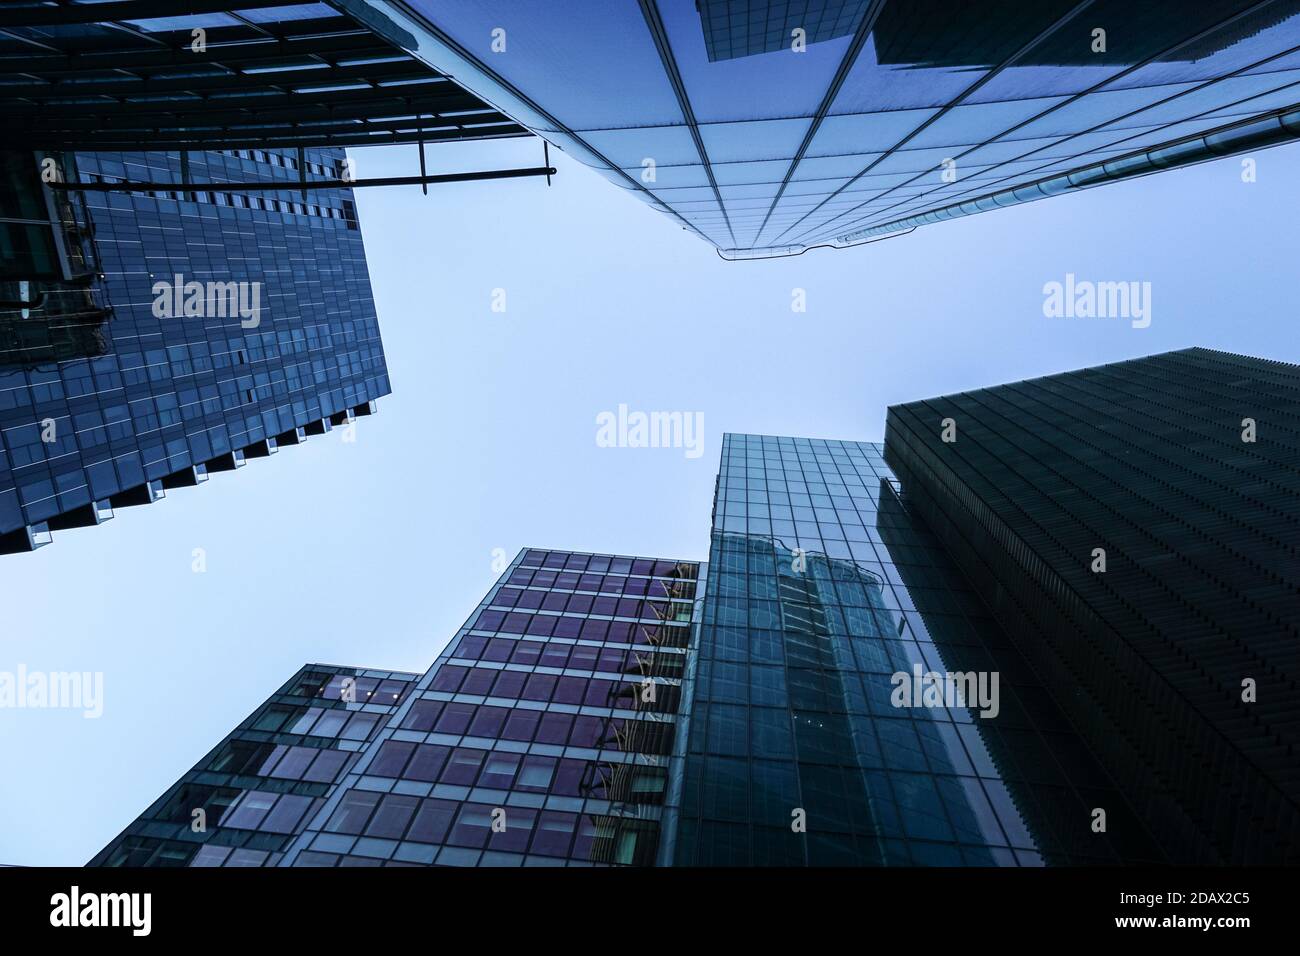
xmin=884 ymin=346 xmax=1300 ymax=865
xmin=94 ymin=347 xmax=1300 ymax=866
xmin=346 ymin=0 xmax=1300 ymax=256
xmin=675 ymin=434 xmax=1148 ymax=866
xmin=1 ymin=146 xmax=390 ymax=554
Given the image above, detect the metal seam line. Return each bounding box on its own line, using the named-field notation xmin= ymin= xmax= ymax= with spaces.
xmin=794 ymin=0 xmax=1286 ymax=246
xmin=638 ymin=0 xmax=737 ymax=249
xmin=750 ymin=0 xmax=888 ymax=247
xmin=771 ymin=0 xmax=1098 ymax=247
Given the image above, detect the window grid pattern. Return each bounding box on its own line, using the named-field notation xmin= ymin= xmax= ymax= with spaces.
xmin=280 ymin=549 xmax=701 ymax=867
xmin=0 ymin=146 xmax=390 ymax=540
xmin=884 ymin=347 xmax=1300 ymax=864
xmin=398 ymin=0 xmax=1300 ymax=253
xmin=673 ymin=433 xmax=1157 ymax=865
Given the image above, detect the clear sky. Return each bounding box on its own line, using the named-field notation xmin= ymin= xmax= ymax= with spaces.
xmin=2 ymin=134 xmax=1297 ymax=866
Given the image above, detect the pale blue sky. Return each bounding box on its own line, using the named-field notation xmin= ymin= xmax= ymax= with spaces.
xmin=2 ymin=135 xmax=1297 ymax=866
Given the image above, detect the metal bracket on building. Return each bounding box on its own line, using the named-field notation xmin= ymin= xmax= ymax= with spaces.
xmin=50 ymin=166 xmax=558 ymax=193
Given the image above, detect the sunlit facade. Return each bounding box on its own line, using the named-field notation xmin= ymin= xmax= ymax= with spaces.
xmin=355 ymin=0 xmax=1300 ymax=256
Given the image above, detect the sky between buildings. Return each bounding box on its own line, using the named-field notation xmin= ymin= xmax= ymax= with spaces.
xmin=1 ymin=134 xmax=1297 ymax=866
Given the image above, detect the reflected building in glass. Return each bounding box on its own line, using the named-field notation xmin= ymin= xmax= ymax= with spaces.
xmin=89 ymin=349 xmax=1300 ymax=866
xmin=353 ymin=0 xmax=1300 ymax=256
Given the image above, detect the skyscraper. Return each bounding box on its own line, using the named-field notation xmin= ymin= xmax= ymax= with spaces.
xmin=0 ymin=146 xmax=390 ymax=554
xmin=884 ymin=346 xmax=1300 ymax=864
xmin=342 ymin=0 xmax=1300 ymax=256
xmin=93 ymin=347 xmax=1300 ymax=866
xmin=0 ymin=1 xmax=541 ymax=554
xmin=674 ymin=433 xmax=1151 ymax=865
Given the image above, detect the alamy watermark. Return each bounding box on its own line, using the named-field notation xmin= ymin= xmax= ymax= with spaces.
xmin=891 ymin=663 xmax=1000 ymax=719
xmin=152 ymin=273 xmax=262 ymax=328
xmin=0 ymin=665 xmax=103 ymax=718
xmin=595 ymin=404 xmax=704 ymax=459
xmin=1042 ymin=273 xmax=1151 ymax=328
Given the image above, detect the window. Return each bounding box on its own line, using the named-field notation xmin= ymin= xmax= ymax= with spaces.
xmin=324 ymin=790 xmax=379 ymax=835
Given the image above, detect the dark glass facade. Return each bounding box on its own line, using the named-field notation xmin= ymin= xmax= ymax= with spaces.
xmin=354 ymin=0 xmax=1300 ymax=256
xmin=884 ymin=347 xmax=1300 ymax=864
xmin=0 ymin=145 xmax=390 ymax=553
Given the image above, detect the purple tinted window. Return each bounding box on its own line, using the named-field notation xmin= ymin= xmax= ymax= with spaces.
xmin=517 ymin=755 xmax=556 ymax=791
xmin=578 ymin=574 xmax=602 ymax=591
xmin=430 ymin=665 xmax=467 ymax=693
xmin=592 ymin=597 xmax=618 ymax=615
xmin=570 ymin=645 xmax=599 ymax=669
xmin=483 ymin=639 xmax=514 ymax=663
xmin=553 ymin=676 xmax=587 ymax=705
xmin=495 ymin=587 xmax=523 ymax=607
xmin=510 ymin=641 xmax=543 ymax=665
xmin=407 ymin=799 xmax=456 ymax=844
xmin=555 ymin=572 xmax=580 ymax=589
xmin=515 ymin=590 xmax=544 ymax=610
xmin=262 ymin=793 xmax=313 ymax=834
xmin=616 ymin=599 xmax=642 ymax=618
xmin=597 ymin=648 xmax=627 ymax=672
xmin=365 ymin=793 xmax=418 ymax=840
xmin=491 ymin=670 xmax=527 ymax=699
xmin=541 ymin=592 xmax=569 ymax=611
xmin=553 ymin=759 xmax=587 ymax=797
xmin=551 ymin=616 xmax=582 ymax=639
xmin=570 ymin=714 xmax=605 ymax=748
xmin=303 ymin=749 xmax=348 ymax=783
xmin=585 ymin=680 xmax=615 ymax=707
xmin=433 ymin=702 xmax=475 ymax=735
xmin=533 ymin=570 xmax=558 ymax=587
xmin=571 ymin=814 xmax=599 ymax=859
xmin=525 ymin=615 xmax=556 ymax=637
xmin=475 ymin=610 xmax=506 ymax=631
xmin=531 ymin=811 xmax=577 ymax=857
xmin=507 ymin=569 xmax=532 ymax=585
xmin=579 ymin=619 xmax=608 ymax=641
xmin=456 ymin=635 xmax=489 ymax=659
xmin=461 ymin=668 xmax=496 ymax=695
xmin=502 ymin=708 xmax=540 ymax=742
xmin=539 ymin=642 xmax=572 ymax=666
xmin=468 ymin=705 xmax=508 ymax=737
xmin=479 ymin=751 xmax=520 ymax=789
xmin=610 ymin=557 xmax=633 ymax=574
xmin=502 ymin=613 xmax=530 ymax=634
xmin=606 ymin=623 xmax=633 ymax=644
xmin=522 ymin=673 xmax=557 ymax=702
xmin=404 ymin=744 xmax=449 ymax=781
xmin=487 ymin=806 xmax=534 ymax=852
xmin=440 ymin=748 xmax=485 ymax=786
xmin=536 ymin=711 xmax=573 ymax=746
xmin=565 ymin=594 xmax=593 ymax=614
xmin=401 ymin=699 xmax=444 ymax=732
xmin=446 ymin=803 xmax=493 ymax=848
xmin=370 ymin=740 xmax=415 ymax=778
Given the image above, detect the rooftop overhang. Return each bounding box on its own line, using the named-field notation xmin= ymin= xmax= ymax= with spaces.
xmin=0 ymin=1 xmax=531 ymax=151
